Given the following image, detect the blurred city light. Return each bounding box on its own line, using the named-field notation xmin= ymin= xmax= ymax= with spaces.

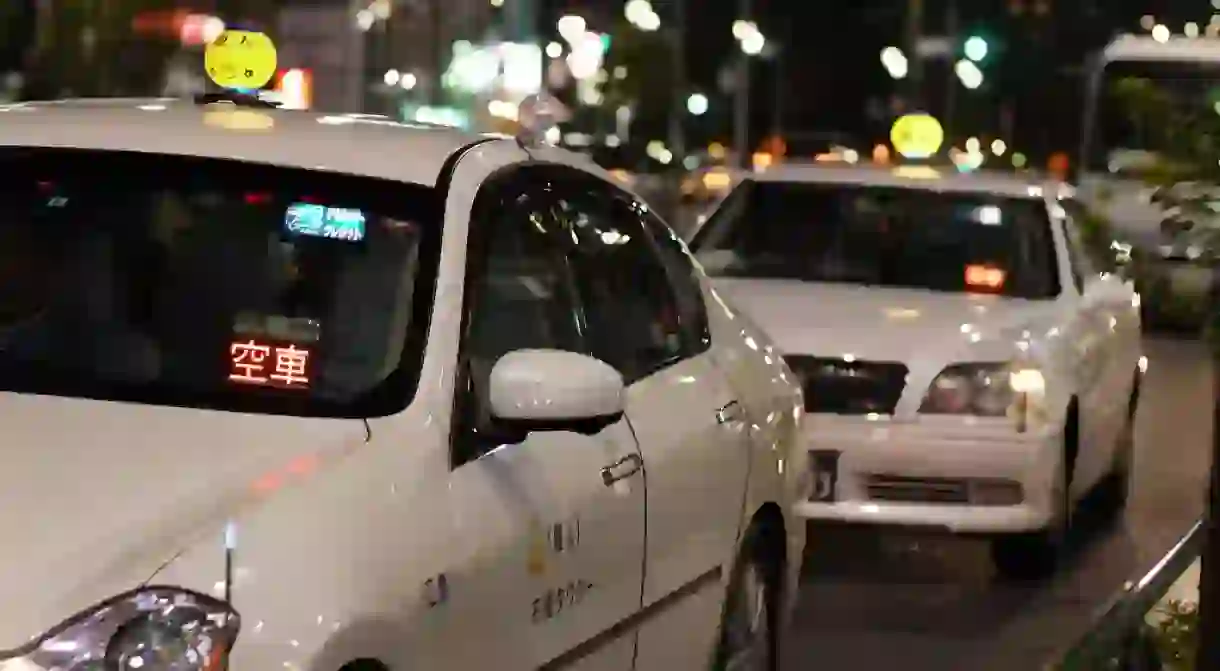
xmin=384 ymin=69 xmax=400 ymax=86
xmin=963 ymin=36 xmax=988 ymax=62
xmin=276 ymin=69 xmax=312 ymax=110
xmin=954 ymin=59 xmax=983 ymax=89
xmin=557 ymin=15 xmax=587 ymax=43
xmin=546 ymin=42 xmax=562 ymax=58
xmin=965 ymin=136 xmax=980 ymax=152
xmin=566 ymin=31 xmax=606 ymax=80
xmin=686 ymin=93 xmax=709 ymax=115
xmin=880 ymin=46 xmax=908 ymax=79
xmin=625 ymin=0 xmax=661 ymax=31
xmin=490 ymin=0 xmax=504 ymax=6
xmin=1012 ymin=152 xmax=1028 ymax=168
xmin=991 ymin=138 xmax=1007 ymax=156
xmin=1186 ymin=22 xmax=1200 ymax=38
xmin=1140 ymin=15 xmax=1155 ymax=30
xmin=1152 ymin=24 xmax=1170 ymax=43
xmin=733 ymin=21 xmax=766 ymax=55
xmin=400 ymin=72 xmax=418 ymax=90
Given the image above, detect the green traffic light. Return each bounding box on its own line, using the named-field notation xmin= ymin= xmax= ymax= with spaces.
xmin=964 ymin=35 xmax=988 ymax=62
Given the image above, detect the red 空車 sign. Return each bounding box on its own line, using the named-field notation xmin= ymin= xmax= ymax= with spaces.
xmin=229 ymin=339 xmax=313 ymax=389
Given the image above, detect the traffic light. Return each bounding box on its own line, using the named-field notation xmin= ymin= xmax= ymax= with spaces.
xmin=964 ymin=35 xmax=988 ymax=62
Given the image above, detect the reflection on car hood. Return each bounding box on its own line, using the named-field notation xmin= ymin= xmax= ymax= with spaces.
xmin=711 ymin=278 xmax=1061 ymax=365
xmin=0 ymin=394 xmax=360 ymax=650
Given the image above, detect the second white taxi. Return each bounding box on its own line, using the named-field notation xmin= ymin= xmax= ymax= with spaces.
xmin=688 ymin=163 xmax=1143 ymax=579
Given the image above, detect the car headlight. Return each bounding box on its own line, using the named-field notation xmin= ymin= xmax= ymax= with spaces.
xmin=2 ymin=587 xmax=239 ymax=670
xmin=918 ymin=363 xmax=1045 ymax=420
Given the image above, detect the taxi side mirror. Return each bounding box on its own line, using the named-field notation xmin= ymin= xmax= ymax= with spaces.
xmin=488 ymin=349 xmax=625 ymax=435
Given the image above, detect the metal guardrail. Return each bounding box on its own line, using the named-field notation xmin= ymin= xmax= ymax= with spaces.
xmin=1050 ymin=518 xmax=1205 ymax=669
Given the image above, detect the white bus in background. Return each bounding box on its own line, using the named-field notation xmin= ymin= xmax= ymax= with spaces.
xmin=1078 ymin=34 xmax=1220 ymax=258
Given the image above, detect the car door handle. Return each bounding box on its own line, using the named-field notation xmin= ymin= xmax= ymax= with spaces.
xmin=717 ymin=400 xmax=745 ymax=425
xmin=601 ymin=453 xmax=644 ymax=487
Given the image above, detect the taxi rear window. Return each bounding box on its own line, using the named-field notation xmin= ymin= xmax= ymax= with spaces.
xmin=690 ymin=180 xmax=1061 ymax=299
xmin=0 ymin=147 xmax=440 ymax=417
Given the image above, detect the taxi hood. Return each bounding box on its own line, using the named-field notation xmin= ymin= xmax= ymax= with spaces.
xmin=0 ymin=393 xmax=363 ymax=651
xmin=711 ymin=279 xmax=1062 ymax=363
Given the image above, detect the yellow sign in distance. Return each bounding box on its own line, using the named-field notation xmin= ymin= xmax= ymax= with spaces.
xmin=205 ymin=29 xmax=277 ymax=90
xmin=890 ymin=113 xmax=944 ymax=160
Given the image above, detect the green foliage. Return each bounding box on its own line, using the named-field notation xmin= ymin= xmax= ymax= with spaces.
xmin=1109 ymin=76 xmax=1220 ymax=186
xmin=599 ymin=22 xmax=674 ymax=123
xmin=1151 ymin=599 xmax=1200 ymax=670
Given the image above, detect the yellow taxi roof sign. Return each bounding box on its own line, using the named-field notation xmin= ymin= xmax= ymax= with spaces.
xmin=890 ymin=113 xmax=944 ymax=160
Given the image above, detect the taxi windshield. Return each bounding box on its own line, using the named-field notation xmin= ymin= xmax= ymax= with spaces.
xmin=0 ymin=148 xmax=438 ymax=417
xmin=689 ymin=180 xmax=1061 ymax=299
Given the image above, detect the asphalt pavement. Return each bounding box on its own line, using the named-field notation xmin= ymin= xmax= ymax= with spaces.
xmin=781 ymin=337 xmax=1213 ymax=670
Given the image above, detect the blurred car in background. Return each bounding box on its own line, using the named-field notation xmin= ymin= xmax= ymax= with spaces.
xmin=687 ymin=162 xmax=1143 ymax=579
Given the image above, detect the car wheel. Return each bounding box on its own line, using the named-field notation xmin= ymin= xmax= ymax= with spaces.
xmin=712 ymin=525 xmax=781 ymax=671
xmin=991 ymin=431 xmax=1072 ymax=581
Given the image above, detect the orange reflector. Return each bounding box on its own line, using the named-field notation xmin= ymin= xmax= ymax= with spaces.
xmin=965 ymin=265 xmax=1006 ymax=291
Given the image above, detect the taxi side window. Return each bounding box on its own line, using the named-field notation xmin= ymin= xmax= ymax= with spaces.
xmin=1060 ymin=207 xmax=1098 ymax=292
xmin=550 ymin=174 xmax=689 ymax=383
xmin=1062 ymin=199 xmax=1116 ymax=274
xmin=638 ymin=202 xmax=711 ymax=354
xmin=452 ymin=174 xmax=586 ymax=464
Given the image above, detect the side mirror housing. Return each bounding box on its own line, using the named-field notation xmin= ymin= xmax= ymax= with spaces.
xmin=488 ymin=349 xmax=625 ymax=435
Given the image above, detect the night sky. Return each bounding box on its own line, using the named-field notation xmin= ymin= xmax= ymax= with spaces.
xmin=552 ymin=0 xmax=1213 ymax=161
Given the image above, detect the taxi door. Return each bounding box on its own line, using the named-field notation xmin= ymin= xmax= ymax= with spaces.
xmin=440 ymin=162 xmax=646 ymax=670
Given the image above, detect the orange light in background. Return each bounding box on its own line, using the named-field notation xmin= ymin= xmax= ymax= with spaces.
xmin=276 ymin=69 xmax=313 ymax=110
xmin=760 ymin=135 xmax=787 ymax=158
xmin=965 ymin=264 xmax=1006 ymax=291
xmin=752 ymin=152 xmax=773 ymax=171
xmin=872 ymin=144 xmax=891 ymax=164
xmin=1048 ymin=152 xmax=1070 ymax=179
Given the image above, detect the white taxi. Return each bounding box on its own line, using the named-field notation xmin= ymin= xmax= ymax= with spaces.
xmin=0 ymin=98 xmax=806 ymax=670
xmin=688 ymin=163 xmax=1143 ymax=579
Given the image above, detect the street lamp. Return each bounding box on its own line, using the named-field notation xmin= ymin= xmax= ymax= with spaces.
xmin=733 ymin=20 xmax=766 ymax=55
xmin=686 ymin=92 xmax=708 ymax=115
xmin=731 ymin=20 xmax=768 ymax=167
xmin=557 ymin=15 xmax=586 ymax=43
xmin=625 ymin=0 xmax=661 ymax=31
xmin=954 ymin=59 xmax=983 ymax=89
xmin=880 ymin=46 xmax=908 ymax=79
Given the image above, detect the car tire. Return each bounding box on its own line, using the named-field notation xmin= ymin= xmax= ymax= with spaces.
xmin=991 ymin=416 xmax=1074 ymax=581
xmin=712 ymin=523 xmax=782 ymax=671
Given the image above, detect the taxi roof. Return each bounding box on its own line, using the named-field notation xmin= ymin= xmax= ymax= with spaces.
xmin=0 ymin=98 xmax=494 ymax=187
xmin=751 ymin=162 xmax=1065 ymax=200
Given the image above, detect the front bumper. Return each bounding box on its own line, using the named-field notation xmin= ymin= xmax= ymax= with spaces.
xmin=792 ymin=414 xmax=1063 ymax=535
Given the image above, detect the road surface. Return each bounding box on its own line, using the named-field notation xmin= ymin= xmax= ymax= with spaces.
xmin=783 ymin=337 xmax=1213 ymax=670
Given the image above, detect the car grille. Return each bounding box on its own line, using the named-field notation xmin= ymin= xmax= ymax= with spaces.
xmin=866 ymin=475 xmax=970 ymax=504
xmin=784 ymin=355 xmax=908 ymax=414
